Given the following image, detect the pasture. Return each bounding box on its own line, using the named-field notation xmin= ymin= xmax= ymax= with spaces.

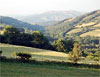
xmin=0 ymin=43 xmax=69 ymax=62
xmin=1 ymin=61 xmax=100 ymax=77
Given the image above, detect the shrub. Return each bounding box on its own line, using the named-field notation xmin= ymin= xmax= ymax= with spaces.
xmin=0 ymin=50 xmax=2 ymax=56
xmin=15 ymin=52 xmax=32 ymax=61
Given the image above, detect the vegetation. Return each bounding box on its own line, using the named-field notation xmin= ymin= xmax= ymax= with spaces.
xmin=15 ymin=52 xmax=32 ymax=61
xmin=53 ymin=39 xmax=74 ymax=53
xmin=1 ymin=61 xmax=99 ymax=77
xmin=0 ymin=50 xmax=2 ymax=56
xmin=0 ymin=26 xmax=53 ymax=50
xmin=69 ymin=42 xmax=82 ymax=63
xmin=0 ymin=10 xmax=100 ymax=77
xmin=0 ymin=43 xmax=69 ymax=62
xmin=45 ymin=10 xmax=100 ymax=40
xmin=0 ymin=43 xmax=99 ymax=65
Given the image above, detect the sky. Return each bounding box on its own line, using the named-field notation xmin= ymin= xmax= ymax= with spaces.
xmin=0 ymin=0 xmax=100 ymax=16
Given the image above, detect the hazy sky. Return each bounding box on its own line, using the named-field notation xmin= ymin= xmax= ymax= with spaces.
xmin=0 ymin=0 xmax=100 ymax=16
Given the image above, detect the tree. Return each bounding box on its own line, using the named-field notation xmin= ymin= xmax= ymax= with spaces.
xmin=3 ymin=25 xmax=20 ymax=35
xmin=0 ymin=35 xmax=6 ymax=43
xmin=65 ymin=40 xmax=74 ymax=51
xmin=1 ymin=26 xmax=53 ymax=50
xmin=31 ymin=31 xmax=53 ymax=49
xmin=53 ymin=39 xmax=67 ymax=52
xmin=69 ymin=42 xmax=82 ymax=64
xmin=53 ymin=39 xmax=73 ymax=52
xmin=3 ymin=26 xmax=20 ymax=44
xmin=16 ymin=33 xmax=33 ymax=46
xmin=87 ymin=51 xmax=100 ymax=64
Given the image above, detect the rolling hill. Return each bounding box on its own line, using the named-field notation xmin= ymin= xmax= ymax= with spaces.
xmin=45 ymin=10 xmax=100 ymax=39
xmin=16 ymin=11 xmax=82 ymax=26
xmin=0 ymin=43 xmax=69 ymax=62
xmin=0 ymin=16 xmax=44 ymax=31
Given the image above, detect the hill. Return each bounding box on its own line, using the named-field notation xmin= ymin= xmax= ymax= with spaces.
xmin=0 ymin=16 xmax=44 ymax=31
xmin=0 ymin=43 xmax=68 ymax=62
xmin=45 ymin=10 xmax=100 ymax=39
xmin=16 ymin=11 xmax=82 ymax=26
xmin=0 ymin=43 xmax=100 ymax=65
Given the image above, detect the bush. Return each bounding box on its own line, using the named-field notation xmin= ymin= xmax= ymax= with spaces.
xmin=0 ymin=50 xmax=2 ymax=56
xmin=15 ymin=52 xmax=32 ymax=61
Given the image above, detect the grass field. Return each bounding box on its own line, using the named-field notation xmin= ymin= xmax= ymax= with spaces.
xmin=0 ymin=43 xmax=100 ymax=64
xmin=1 ymin=61 xmax=100 ymax=77
xmin=0 ymin=43 xmax=69 ymax=62
xmin=0 ymin=43 xmax=100 ymax=77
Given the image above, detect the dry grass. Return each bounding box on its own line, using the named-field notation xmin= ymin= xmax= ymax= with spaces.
xmin=0 ymin=43 xmax=68 ymax=60
xmin=75 ymin=22 xmax=95 ymax=28
xmin=31 ymin=51 xmax=68 ymax=57
xmin=67 ymin=28 xmax=82 ymax=34
xmin=80 ymin=29 xmax=100 ymax=37
xmin=93 ymin=24 xmax=100 ymax=27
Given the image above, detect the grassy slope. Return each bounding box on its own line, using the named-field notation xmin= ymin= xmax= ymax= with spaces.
xmin=0 ymin=43 xmax=69 ymax=62
xmin=67 ymin=23 xmax=100 ymax=37
xmin=0 ymin=43 xmax=100 ymax=64
xmin=80 ymin=29 xmax=100 ymax=37
xmin=1 ymin=61 xmax=100 ymax=77
xmin=46 ymin=10 xmax=100 ymax=38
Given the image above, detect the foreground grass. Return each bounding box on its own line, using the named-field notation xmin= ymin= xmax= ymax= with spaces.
xmin=0 ymin=61 xmax=100 ymax=77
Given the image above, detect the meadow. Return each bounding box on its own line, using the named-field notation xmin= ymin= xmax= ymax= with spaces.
xmin=0 ymin=43 xmax=99 ymax=64
xmin=1 ymin=61 xmax=100 ymax=77
xmin=0 ymin=43 xmax=100 ymax=77
xmin=0 ymin=43 xmax=69 ymax=62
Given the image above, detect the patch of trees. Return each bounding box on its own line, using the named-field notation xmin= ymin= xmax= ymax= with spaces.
xmin=53 ymin=39 xmax=74 ymax=53
xmin=0 ymin=26 xmax=53 ymax=50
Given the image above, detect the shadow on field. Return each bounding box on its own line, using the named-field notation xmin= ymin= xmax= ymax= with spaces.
xmin=0 ymin=56 xmax=100 ymax=69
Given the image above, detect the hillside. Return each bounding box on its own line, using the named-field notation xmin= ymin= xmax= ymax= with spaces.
xmin=45 ymin=10 xmax=100 ymax=39
xmin=0 ymin=16 xmax=44 ymax=31
xmin=16 ymin=11 xmax=82 ymax=26
xmin=0 ymin=43 xmax=69 ymax=62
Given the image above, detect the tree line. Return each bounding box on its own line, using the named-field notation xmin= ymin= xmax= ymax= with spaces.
xmin=0 ymin=26 xmax=74 ymax=53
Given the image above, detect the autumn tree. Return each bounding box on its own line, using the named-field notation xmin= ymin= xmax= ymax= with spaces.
xmin=69 ymin=42 xmax=82 ymax=64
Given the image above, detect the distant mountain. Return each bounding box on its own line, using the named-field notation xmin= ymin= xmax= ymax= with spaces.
xmin=0 ymin=16 xmax=44 ymax=31
xmin=16 ymin=11 xmax=82 ymax=26
xmin=45 ymin=10 xmax=100 ymax=39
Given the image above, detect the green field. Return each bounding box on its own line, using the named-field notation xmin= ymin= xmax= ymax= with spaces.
xmin=0 ymin=44 xmax=100 ymax=77
xmin=0 ymin=43 xmax=69 ymax=62
xmin=1 ymin=61 xmax=100 ymax=77
xmin=0 ymin=43 xmax=100 ymax=64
